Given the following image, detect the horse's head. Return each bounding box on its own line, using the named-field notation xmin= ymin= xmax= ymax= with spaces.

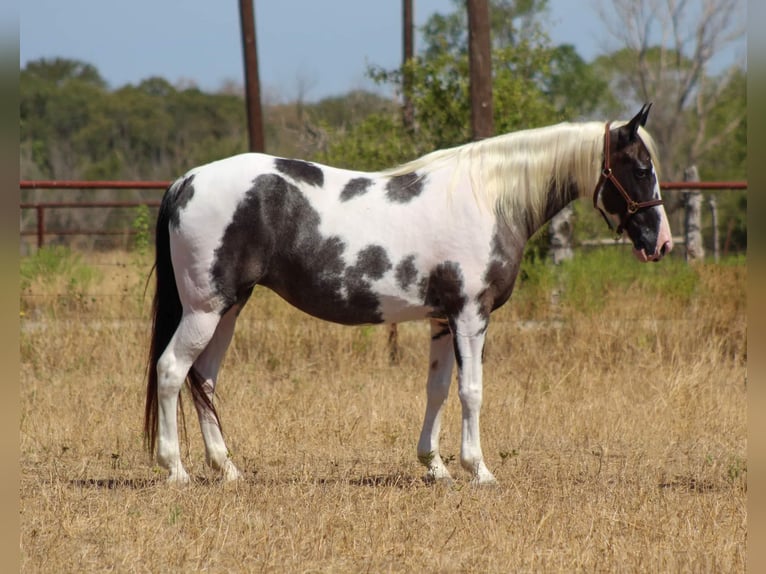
xmin=593 ymin=104 xmax=673 ymax=262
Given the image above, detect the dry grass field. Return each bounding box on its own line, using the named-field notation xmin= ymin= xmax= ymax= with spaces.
xmin=20 ymin=248 xmax=746 ymax=572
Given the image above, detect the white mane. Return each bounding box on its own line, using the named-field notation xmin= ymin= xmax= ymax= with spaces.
xmin=383 ymin=121 xmax=660 ymax=227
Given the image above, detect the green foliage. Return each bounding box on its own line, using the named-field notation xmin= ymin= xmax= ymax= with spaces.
xmin=19 ymin=245 xmax=95 ymax=291
xmin=321 ymin=113 xmax=417 ymax=171
xmin=131 ymin=204 xmax=152 ymax=255
xmin=512 ymin=245 xmax=557 ymax=316
xmin=20 ymin=60 xmax=249 ymax=180
xmin=543 ymin=44 xmax=610 ymax=117
xmin=557 ymin=249 xmax=699 ymax=314
xmin=511 ymin=246 xmax=703 ymax=321
xmin=696 ymin=69 xmax=747 ymax=181
xmin=693 ymin=69 xmax=747 ymax=253
xmin=20 ymin=246 xmax=99 ymax=294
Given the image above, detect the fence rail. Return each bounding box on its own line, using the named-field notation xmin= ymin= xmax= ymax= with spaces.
xmin=19 ymin=179 xmax=747 ymax=250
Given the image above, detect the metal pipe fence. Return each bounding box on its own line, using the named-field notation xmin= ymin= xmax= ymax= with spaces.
xmin=19 ymin=180 xmax=747 ymax=250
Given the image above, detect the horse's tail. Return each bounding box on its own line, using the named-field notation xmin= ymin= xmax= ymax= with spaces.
xmin=144 ymin=180 xmax=185 ymax=455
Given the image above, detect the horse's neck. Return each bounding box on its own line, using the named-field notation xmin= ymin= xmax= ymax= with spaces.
xmin=486 ymin=126 xmax=599 ymax=240
xmin=545 ymin=180 xmax=581 ymax=225
xmin=515 ymin=178 xmax=581 ymax=241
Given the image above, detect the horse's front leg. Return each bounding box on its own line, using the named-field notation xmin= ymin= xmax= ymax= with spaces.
xmin=417 ymin=319 xmax=456 ymax=484
xmin=453 ymin=310 xmax=497 ymax=485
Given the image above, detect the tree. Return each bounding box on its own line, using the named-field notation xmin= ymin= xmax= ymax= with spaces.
xmin=594 ymin=0 xmax=746 ymax=179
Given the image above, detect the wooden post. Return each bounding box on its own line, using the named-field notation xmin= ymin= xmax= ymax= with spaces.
xmin=388 ymin=0 xmax=416 ymax=365
xmin=402 ymin=0 xmax=414 ymax=131
xmin=549 ymin=204 xmax=573 ymax=265
xmin=467 ymin=0 xmax=493 ymax=140
xmin=682 ymin=165 xmax=704 ymax=262
xmin=239 ymin=0 xmax=265 ymax=152
xmin=708 ymin=195 xmax=719 ymax=263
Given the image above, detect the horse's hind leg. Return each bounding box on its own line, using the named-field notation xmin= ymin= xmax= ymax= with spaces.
xmin=156 ymin=309 xmax=222 ymax=484
xmin=417 ymin=318 xmax=456 ymax=484
xmin=190 ymin=306 xmax=242 ymax=481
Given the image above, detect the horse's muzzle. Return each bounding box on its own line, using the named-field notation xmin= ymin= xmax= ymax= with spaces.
xmin=633 ymin=238 xmax=672 ymax=262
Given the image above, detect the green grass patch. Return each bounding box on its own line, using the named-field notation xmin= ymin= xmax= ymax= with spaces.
xmin=512 ymin=248 xmax=704 ymax=320
xmin=20 ymin=246 xmax=99 ymax=292
xmin=558 ymin=249 xmax=699 ymax=315
xmin=20 ymin=247 xmax=102 ymax=317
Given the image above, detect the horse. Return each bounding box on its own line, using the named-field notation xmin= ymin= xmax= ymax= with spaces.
xmin=144 ymin=104 xmax=672 ymax=485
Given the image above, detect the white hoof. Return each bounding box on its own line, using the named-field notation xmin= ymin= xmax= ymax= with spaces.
xmin=419 ymin=452 xmax=454 ymax=485
xmin=467 ymin=461 xmax=497 ymax=486
xmin=221 ymin=459 xmax=243 ymax=482
xmin=166 ymin=468 xmax=191 ymax=485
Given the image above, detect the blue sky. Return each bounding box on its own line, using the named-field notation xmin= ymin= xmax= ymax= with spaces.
xmin=19 ymin=0 xmax=745 ymax=101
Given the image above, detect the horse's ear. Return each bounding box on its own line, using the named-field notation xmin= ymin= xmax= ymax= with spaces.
xmin=622 ymin=103 xmax=653 ymax=143
xmin=637 ymin=102 xmax=652 ymax=126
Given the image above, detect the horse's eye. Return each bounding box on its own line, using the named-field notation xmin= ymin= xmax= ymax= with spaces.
xmin=635 ymin=167 xmax=651 ymax=180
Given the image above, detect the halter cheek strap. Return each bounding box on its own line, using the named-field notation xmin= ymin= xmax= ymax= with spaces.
xmin=592 ymin=122 xmax=664 ymax=235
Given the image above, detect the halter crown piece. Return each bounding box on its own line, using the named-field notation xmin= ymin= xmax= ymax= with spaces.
xmin=592 ymin=122 xmax=664 ymax=235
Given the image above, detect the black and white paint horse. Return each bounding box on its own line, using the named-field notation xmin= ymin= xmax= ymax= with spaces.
xmin=145 ymin=105 xmax=672 ymax=485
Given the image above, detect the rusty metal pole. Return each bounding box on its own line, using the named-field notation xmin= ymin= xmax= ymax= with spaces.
xmin=239 ymin=0 xmax=265 ymax=152
xmin=467 ymin=0 xmax=494 ymax=140
xmin=36 ymin=205 xmax=45 ymax=249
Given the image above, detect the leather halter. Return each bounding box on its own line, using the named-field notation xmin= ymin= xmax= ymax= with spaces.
xmin=592 ymin=122 xmax=664 ymax=235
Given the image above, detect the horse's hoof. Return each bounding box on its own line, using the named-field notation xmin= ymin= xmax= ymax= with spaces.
xmin=166 ymin=472 xmax=191 ymax=485
xmin=423 ymin=472 xmax=455 ymax=487
xmin=221 ymin=461 xmax=243 ymax=482
xmin=469 ymin=476 xmax=498 ymax=488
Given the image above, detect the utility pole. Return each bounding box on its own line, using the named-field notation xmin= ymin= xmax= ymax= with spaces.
xmin=388 ymin=0 xmax=417 ymax=366
xmin=467 ymin=0 xmax=493 ymax=140
xmin=239 ymin=0 xmax=265 ymax=152
xmin=402 ymin=0 xmax=414 ymax=131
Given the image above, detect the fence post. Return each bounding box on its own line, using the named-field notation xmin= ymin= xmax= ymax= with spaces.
xmin=387 ymin=324 xmax=400 ymax=365
xmin=548 ymin=203 xmax=573 ymax=265
xmin=36 ymin=205 xmax=45 ymax=249
xmin=547 ymin=203 xmax=573 ymax=317
xmin=708 ymin=195 xmax=719 ymax=263
xmin=682 ymin=166 xmax=704 ymax=263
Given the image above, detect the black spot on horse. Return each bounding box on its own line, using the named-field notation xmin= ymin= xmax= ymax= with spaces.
xmin=395 ymin=255 xmax=418 ymax=290
xmin=210 ymin=174 xmax=384 ymax=324
xmin=340 ymin=177 xmax=373 ymax=202
xmin=274 ymin=158 xmax=325 ymax=187
xmin=419 ymin=261 xmax=467 ymax=319
xmin=165 ymin=174 xmax=195 ymax=229
xmin=386 ymin=173 xmax=425 ymax=203
xmin=476 ymin=224 xmax=524 ymax=320
xmin=342 ymin=245 xmax=392 ymax=313
xmin=351 ymin=245 xmax=392 ymax=280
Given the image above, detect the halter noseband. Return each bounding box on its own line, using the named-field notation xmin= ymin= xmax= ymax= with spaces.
xmin=592 ymin=122 xmax=663 ymax=235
